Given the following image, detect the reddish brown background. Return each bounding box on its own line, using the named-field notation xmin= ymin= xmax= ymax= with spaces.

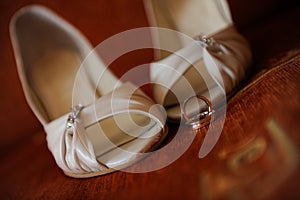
xmin=0 ymin=0 xmax=299 ymax=199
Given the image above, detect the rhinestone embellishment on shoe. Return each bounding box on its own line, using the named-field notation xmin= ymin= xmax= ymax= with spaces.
xmin=66 ymin=104 xmax=84 ymax=129
xmin=195 ymin=34 xmax=224 ymax=54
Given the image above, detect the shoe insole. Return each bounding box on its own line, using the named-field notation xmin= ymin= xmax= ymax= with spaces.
xmin=31 ymin=49 xmax=83 ymax=120
xmin=162 ymin=0 xmax=229 ymax=40
xmin=30 ymin=48 xmax=164 ymax=166
xmin=150 ymin=0 xmax=230 ymax=47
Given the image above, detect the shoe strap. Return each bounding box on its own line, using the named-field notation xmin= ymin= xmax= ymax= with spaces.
xmin=150 ymin=26 xmax=252 ymax=108
xmin=44 ymin=82 xmax=166 ymax=174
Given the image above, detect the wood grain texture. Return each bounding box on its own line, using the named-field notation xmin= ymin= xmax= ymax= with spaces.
xmin=0 ymin=0 xmax=299 ymax=199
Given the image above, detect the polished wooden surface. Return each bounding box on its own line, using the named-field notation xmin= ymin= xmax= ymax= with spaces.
xmin=0 ymin=0 xmax=300 ymax=199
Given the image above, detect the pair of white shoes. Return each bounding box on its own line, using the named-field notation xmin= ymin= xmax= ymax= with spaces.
xmin=10 ymin=0 xmax=251 ymax=178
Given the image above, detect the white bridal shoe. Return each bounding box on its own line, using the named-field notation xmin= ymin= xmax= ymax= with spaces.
xmin=144 ymin=0 xmax=252 ymax=124
xmin=10 ymin=5 xmax=167 ymax=178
